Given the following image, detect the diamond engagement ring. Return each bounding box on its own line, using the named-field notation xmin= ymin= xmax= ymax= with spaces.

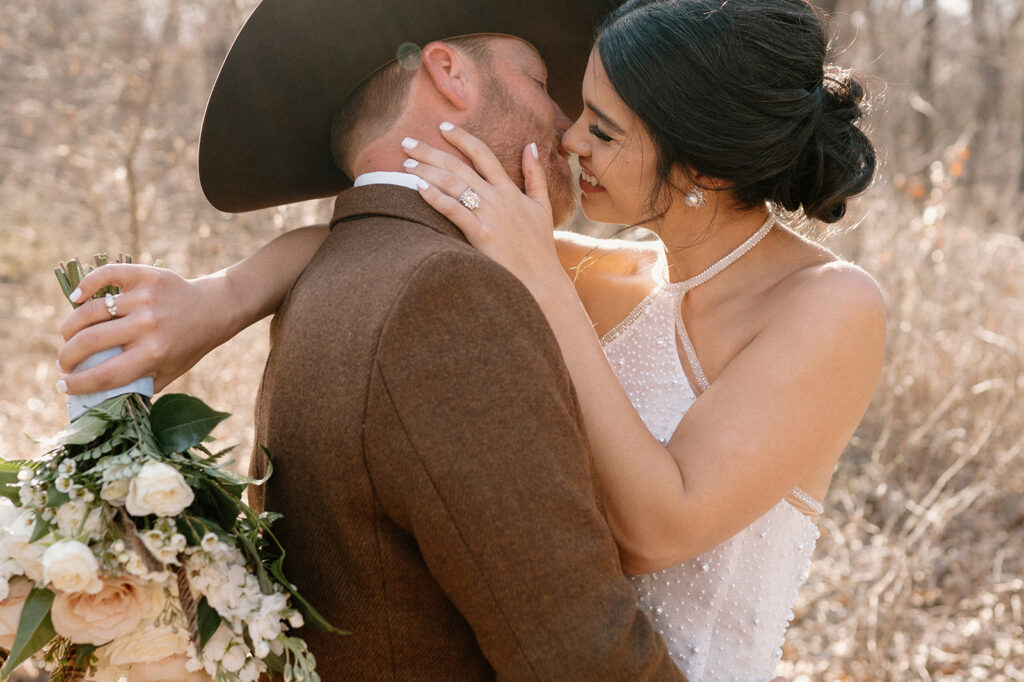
xmin=458 ymin=188 xmax=481 ymax=211
xmin=104 ymin=292 xmax=118 ymax=318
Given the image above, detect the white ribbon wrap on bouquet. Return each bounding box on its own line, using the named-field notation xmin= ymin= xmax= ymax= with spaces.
xmin=66 ymin=347 xmax=154 ymax=421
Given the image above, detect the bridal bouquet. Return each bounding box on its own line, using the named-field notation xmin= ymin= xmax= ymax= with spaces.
xmin=0 ymin=256 xmax=341 ymax=681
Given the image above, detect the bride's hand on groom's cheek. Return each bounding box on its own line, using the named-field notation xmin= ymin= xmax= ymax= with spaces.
xmin=400 ymin=123 xmax=563 ymax=294
xmin=56 ymin=264 xmax=230 ymax=395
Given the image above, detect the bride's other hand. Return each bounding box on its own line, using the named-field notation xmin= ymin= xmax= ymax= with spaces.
xmin=57 ymin=264 xmax=234 ymax=395
xmin=401 ymin=123 xmax=566 ymax=296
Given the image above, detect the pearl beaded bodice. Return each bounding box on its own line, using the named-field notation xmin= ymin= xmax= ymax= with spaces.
xmin=600 ymin=242 xmax=822 ymax=680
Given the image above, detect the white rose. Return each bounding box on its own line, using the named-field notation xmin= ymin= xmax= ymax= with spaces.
xmin=42 ymin=540 xmax=103 ymax=594
xmin=101 ymin=623 xmax=191 ymax=666
xmin=125 ymin=462 xmax=194 ymax=518
xmin=55 ymin=501 xmax=104 ymax=541
xmin=4 ymin=510 xmax=48 ymax=581
xmin=6 ymin=541 xmax=45 ymax=582
xmin=0 ymin=498 xmax=20 ymax=530
xmin=100 ymin=478 xmax=131 ymax=506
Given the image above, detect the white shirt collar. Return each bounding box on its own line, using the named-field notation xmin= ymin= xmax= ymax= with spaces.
xmin=352 ymin=171 xmax=423 ymax=191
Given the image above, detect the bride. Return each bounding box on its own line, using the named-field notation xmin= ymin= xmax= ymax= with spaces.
xmin=57 ymin=0 xmax=884 ymax=678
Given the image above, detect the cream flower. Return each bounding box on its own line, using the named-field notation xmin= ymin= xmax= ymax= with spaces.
xmin=123 ymin=654 xmax=214 ymax=682
xmin=55 ymin=501 xmax=103 ymax=541
xmin=42 ymin=540 xmax=103 ymax=594
xmin=51 ymin=577 xmax=146 ymax=645
xmin=100 ymin=478 xmax=131 ymax=506
xmin=0 ymin=576 xmax=33 ymax=649
xmin=101 ymin=622 xmax=191 ymax=666
xmin=125 ymin=462 xmax=194 ymax=518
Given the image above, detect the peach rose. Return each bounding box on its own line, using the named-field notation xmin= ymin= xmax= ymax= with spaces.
xmin=51 ymin=577 xmax=146 ymax=645
xmin=0 ymin=576 xmax=33 ymax=649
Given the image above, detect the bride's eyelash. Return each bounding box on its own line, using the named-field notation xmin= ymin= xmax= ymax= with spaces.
xmin=588 ymin=123 xmax=613 ymax=142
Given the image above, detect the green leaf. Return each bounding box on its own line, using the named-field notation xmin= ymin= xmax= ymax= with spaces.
xmin=45 ymin=486 xmax=71 ymax=509
xmin=238 ymin=534 xmax=274 ymax=595
xmin=263 ymin=648 xmax=286 ymax=673
xmin=268 ymin=555 xmax=347 ymax=636
xmin=0 ymin=462 xmax=23 ymax=503
xmin=0 ymin=588 xmax=56 ymax=678
xmin=73 ymin=644 xmax=96 ymax=668
xmin=86 ymin=394 xmax=130 ymax=421
xmin=29 ymin=512 xmax=53 ymax=543
xmin=258 ymin=511 xmax=284 ymax=528
xmin=53 ymin=414 xmax=110 ymax=447
xmin=149 ymin=394 xmax=230 ymax=454
xmin=197 ymin=597 xmax=222 ymax=649
xmin=190 ymin=477 xmax=241 ymax=532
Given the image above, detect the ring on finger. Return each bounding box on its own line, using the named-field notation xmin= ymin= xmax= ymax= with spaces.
xmin=458 ymin=188 xmax=482 ymax=211
xmin=104 ymin=292 xmax=119 ymax=318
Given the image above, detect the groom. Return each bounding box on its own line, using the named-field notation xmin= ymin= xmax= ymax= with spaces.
xmin=200 ymin=0 xmax=684 ymax=678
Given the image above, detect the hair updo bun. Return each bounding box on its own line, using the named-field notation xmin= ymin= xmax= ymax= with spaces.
xmin=772 ymin=66 xmax=875 ymax=222
xmin=597 ymin=0 xmax=877 ymax=223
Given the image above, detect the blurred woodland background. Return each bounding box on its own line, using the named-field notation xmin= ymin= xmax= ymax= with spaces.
xmin=1 ymin=0 xmax=1022 ymax=679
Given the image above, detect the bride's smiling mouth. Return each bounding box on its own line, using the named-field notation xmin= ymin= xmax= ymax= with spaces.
xmin=579 ymin=166 xmax=605 ymax=193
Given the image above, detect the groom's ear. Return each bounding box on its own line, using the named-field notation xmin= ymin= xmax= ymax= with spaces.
xmin=421 ymin=41 xmax=476 ymax=111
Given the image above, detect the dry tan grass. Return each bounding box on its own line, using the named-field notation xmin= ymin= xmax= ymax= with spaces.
xmin=778 ymin=177 xmax=1024 ymax=680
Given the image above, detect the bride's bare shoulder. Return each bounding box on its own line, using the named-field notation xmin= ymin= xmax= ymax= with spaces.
xmin=554 ymin=231 xmax=664 ymax=336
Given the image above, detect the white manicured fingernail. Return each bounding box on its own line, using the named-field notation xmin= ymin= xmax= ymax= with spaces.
xmin=403 ymin=158 xmax=419 ymax=169
xmin=530 ymin=142 xmax=539 ymax=160
xmin=401 ymin=137 xmax=418 ymax=149
xmin=439 ymin=121 xmax=454 ymax=132
xmin=56 ymin=379 xmax=68 ymax=394
xmin=69 ymin=288 xmax=82 ymax=303
xmin=415 ymin=178 xmax=429 ymax=190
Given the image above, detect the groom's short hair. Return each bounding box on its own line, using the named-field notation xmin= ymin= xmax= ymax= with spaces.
xmin=330 ymin=35 xmax=496 ymax=177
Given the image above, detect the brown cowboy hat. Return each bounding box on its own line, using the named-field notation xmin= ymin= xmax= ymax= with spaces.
xmin=198 ymin=0 xmax=617 ymax=212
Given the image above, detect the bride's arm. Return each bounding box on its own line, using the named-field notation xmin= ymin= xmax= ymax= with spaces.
xmin=402 ymin=124 xmax=885 ymax=573
xmin=57 ymin=224 xmax=329 ymax=394
xmin=56 ymin=222 xmax=606 ymax=396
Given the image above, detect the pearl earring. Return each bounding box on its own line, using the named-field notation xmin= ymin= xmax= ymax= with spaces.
xmin=685 ymin=187 xmax=706 ymax=208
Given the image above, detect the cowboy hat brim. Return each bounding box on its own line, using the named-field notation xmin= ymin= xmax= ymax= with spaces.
xmin=198 ymin=0 xmax=616 ymax=212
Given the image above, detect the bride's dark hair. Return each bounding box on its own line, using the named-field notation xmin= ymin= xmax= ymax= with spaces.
xmin=596 ymin=0 xmax=875 ymax=223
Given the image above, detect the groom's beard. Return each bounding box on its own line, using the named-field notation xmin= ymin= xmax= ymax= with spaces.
xmin=465 ymin=80 xmax=576 ymax=227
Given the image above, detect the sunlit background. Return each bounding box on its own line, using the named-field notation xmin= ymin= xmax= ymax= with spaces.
xmin=2 ymin=0 xmax=1022 ymax=679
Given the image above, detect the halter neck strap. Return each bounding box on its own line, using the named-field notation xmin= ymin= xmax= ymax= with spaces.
xmin=663 ymin=208 xmax=776 ymax=393
xmin=660 ymin=209 xmax=775 ymax=294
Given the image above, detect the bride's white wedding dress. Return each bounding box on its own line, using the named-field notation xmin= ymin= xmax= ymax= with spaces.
xmin=600 ymin=221 xmax=822 ymax=681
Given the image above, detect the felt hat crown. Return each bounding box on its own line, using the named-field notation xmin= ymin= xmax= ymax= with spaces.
xmin=198 ymin=0 xmax=617 ymax=212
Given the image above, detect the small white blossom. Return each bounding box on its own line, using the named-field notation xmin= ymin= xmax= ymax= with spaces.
xmin=200 ymin=533 xmax=219 ymax=552
xmin=17 ymin=468 xmax=33 ymax=483
xmin=57 ymin=459 xmax=76 ymax=476
xmin=55 ymin=476 xmax=74 ymax=494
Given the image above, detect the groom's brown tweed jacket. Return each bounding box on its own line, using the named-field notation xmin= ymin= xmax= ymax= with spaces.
xmin=249 ymin=185 xmax=683 ymax=680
